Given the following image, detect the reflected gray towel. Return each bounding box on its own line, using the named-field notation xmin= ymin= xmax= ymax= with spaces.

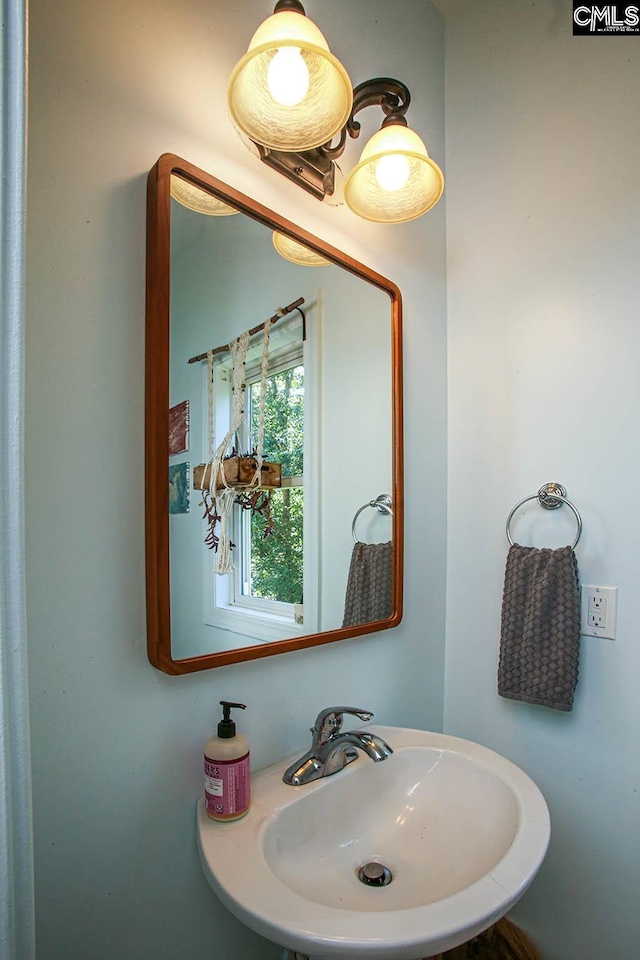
xmin=498 ymin=544 xmax=581 ymax=712
xmin=342 ymin=541 xmax=392 ymax=628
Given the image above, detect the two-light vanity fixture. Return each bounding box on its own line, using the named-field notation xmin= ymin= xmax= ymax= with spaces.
xmin=227 ymin=0 xmax=444 ymax=224
xmin=171 ymin=0 xmax=444 ymax=264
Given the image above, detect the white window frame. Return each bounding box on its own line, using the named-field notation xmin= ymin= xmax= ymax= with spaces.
xmin=202 ymin=304 xmax=320 ymax=643
xmin=231 ymin=347 xmax=304 ymax=619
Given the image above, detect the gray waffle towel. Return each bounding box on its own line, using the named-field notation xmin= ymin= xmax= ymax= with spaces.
xmin=342 ymin=541 xmax=392 ymax=628
xmin=498 ymin=544 xmax=581 ymax=712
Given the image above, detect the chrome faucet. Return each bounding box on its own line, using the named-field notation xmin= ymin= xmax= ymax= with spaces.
xmin=283 ymin=706 xmax=393 ymax=785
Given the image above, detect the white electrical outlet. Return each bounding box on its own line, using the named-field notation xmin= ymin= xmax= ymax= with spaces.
xmin=581 ymin=585 xmax=618 ymax=640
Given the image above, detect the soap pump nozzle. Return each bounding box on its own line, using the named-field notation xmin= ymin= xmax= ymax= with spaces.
xmin=218 ymin=700 xmax=246 ymax=739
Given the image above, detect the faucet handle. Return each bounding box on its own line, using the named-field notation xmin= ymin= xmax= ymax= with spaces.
xmin=313 ymin=706 xmax=374 ymax=744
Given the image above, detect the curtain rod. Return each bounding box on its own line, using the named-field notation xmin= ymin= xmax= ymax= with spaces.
xmin=187 ymin=297 xmax=305 ymax=364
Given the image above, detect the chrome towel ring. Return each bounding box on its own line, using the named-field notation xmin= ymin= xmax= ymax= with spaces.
xmin=506 ymin=482 xmax=582 ymax=549
xmin=352 ymin=494 xmax=393 ymax=544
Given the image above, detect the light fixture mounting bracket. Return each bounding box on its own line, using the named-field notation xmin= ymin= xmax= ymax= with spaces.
xmin=273 ymin=0 xmax=306 ymax=12
xmin=255 ymin=143 xmax=336 ymax=201
xmin=256 ymin=78 xmax=412 ymax=201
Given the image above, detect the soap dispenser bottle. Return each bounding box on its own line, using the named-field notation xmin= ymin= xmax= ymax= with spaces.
xmin=204 ymin=701 xmax=250 ymax=821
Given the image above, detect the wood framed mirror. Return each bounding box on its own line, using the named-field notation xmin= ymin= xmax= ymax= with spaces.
xmin=146 ymin=153 xmax=403 ymax=674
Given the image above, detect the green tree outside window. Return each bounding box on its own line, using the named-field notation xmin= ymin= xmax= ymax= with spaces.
xmin=247 ymin=364 xmax=304 ymax=603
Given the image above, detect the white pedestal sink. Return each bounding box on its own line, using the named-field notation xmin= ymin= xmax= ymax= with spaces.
xmin=197 ymin=726 xmax=550 ymax=960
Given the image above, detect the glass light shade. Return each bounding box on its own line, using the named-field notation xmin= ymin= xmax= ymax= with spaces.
xmin=170 ymin=176 xmax=239 ymax=216
xmin=227 ymin=10 xmax=353 ymax=152
xmin=344 ymin=124 xmax=444 ymax=224
xmin=273 ymin=231 xmax=331 ymax=266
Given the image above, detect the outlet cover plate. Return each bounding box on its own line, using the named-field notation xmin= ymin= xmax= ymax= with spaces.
xmin=580 ymin=585 xmax=618 ymax=640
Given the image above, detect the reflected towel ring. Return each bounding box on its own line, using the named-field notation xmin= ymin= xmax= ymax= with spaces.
xmin=506 ymin=482 xmax=582 ymax=549
xmin=352 ymin=494 xmax=393 ymax=544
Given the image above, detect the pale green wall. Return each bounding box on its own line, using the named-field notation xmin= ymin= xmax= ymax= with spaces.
xmin=25 ymin=1 xmax=447 ymax=958
xmin=443 ymin=2 xmax=640 ymax=957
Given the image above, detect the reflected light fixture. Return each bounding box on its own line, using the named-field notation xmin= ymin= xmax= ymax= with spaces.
xmin=170 ymin=175 xmax=240 ymax=216
xmin=272 ymin=231 xmax=331 ymax=266
xmin=227 ymin=1 xmax=444 ymax=224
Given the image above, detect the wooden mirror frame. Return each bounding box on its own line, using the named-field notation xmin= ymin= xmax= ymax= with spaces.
xmin=146 ymin=153 xmax=404 ymax=674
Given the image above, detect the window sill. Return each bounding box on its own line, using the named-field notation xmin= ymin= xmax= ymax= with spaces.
xmin=205 ymin=603 xmax=313 ymax=643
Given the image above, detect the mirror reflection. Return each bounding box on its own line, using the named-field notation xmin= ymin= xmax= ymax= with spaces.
xmin=145 ymin=155 xmax=403 ymax=672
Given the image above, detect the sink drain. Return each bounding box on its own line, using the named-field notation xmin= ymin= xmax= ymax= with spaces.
xmin=357 ymin=861 xmax=392 ymax=887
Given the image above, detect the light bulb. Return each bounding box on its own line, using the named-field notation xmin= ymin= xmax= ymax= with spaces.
xmin=267 ymin=47 xmax=310 ymax=107
xmin=375 ymin=153 xmax=411 ymax=192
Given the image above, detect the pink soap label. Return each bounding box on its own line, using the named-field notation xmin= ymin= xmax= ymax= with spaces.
xmin=204 ymin=752 xmax=250 ymax=817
